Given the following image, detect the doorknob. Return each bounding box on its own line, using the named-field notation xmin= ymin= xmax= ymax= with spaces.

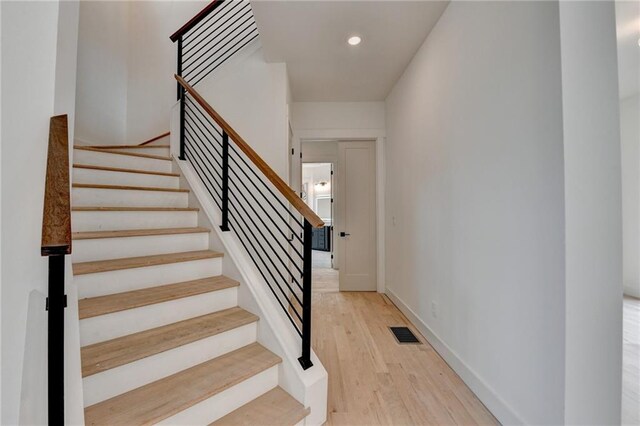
xmin=339 ymin=232 xmax=351 ymax=237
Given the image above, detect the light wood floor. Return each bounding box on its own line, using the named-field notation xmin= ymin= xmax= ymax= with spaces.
xmin=623 ymin=295 xmax=640 ymax=426
xmin=312 ymin=291 xmax=498 ymax=425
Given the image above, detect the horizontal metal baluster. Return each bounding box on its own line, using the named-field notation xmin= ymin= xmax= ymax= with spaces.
xmin=183 ymin=21 xmax=256 ymax=79
xmin=226 ymin=208 xmax=304 ymax=323
xmin=228 ymin=218 xmax=303 ymax=336
xmin=184 ymin=114 xmax=224 ymax=161
xmin=182 ymin=6 xmax=253 ymax=63
xmin=181 ymin=1 xmax=240 ymax=47
xmin=227 ymin=166 xmax=304 ymax=261
xmin=185 ymin=101 xmax=224 ymax=141
xmin=227 ymin=157 xmax=305 ymax=249
xmin=184 ymin=24 xmax=257 ymax=80
xmin=227 ymin=186 xmax=304 ymax=273
xmin=183 ymin=135 xmax=223 ymax=192
xmin=227 ymin=198 xmax=305 ymax=296
xmin=228 ymin=144 xmax=304 ymax=228
xmin=190 ymin=31 xmax=259 ymax=86
xmin=183 ymin=145 xmax=222 ymax=210
xmin=183 ymin=137 xmax=223 ymax=191
xmin=184 ymin=101 xmax=224 ymax=141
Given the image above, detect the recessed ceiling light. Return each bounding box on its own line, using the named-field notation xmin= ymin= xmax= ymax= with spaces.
xmin=348 ymin=36 xmax=362 ymax=46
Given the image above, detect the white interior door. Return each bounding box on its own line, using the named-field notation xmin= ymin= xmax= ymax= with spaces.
xmin=338 ymin=141 xmax=376 ymax=291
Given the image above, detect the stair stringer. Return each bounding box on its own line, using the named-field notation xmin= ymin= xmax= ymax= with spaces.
xmin=174 ymin=158 xmax=328 ymax=426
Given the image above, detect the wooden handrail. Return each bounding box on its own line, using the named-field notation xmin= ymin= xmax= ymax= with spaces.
xmin=138 ymin=131 xmax=170 ymax=146
xmin=170 ymin=0 xmax=224 ymax=42
xmin=175 ymin=74 xmax=325 ymax=228
xmin=41 ymin=114 xmax=72 ymax=256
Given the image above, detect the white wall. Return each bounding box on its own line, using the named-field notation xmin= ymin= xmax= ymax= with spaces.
xmin=196 ymin=43 xmax=290 ymax=178
xmin=75 ymin=1 xmax=129 ymax=145
xmin=126 ymin=1 xmax=206 ymax=144
xmin=384 ymin=2 xmax=566 ymax=424
xmin=621 ymin=93 xmax=640 ymax=298
xmin=292 ymin=102 xmax=386 ymax=291
xmin=1 ymin=1 xmax=80 ymax=424
xmin=75 ymin=1 xmax=206 ymax=146
xmin=559 ymin=3 xmax=623 ymax=424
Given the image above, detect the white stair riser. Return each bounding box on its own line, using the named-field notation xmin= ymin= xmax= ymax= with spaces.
xmin=75 ymin=258 xmax=222 ymax=298
xmin=74 ymin=149 xmax=172 ymax=173
xmin=73 ymin=167 xmax=179 ymax=188
xmin=80 ymin=287 xmax=238 ymax=345
xmin=158 ymin=366 xmax=278 ymax=425
xmin=82 ymin=323 xmax=258 ymax=406
xmin=106 ymin=147 xmax=170 ymax=156
xmin=72 ymin=210 xmax=198 ymax=232
xmin=73 ymin=232 xmax=209 ymax=262
xmin=73 ymin=187 xmax=188 ymax=208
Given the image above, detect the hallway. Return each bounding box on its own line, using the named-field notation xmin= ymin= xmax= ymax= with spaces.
xmin=312 ymin=291 xmax=498 ymax=425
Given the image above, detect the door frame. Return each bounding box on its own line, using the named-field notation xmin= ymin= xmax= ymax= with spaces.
xmin=302 ymin=161 xmax=335 ymax=268
xmin=293 ymin=130 xmax=386 ymax=294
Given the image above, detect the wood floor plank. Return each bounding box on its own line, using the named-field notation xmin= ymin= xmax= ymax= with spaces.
xmin=73 ymin=227 xmax=210 ymax=240
xmin=312 ymin=290 xmax=499 ymax=426
xmin=84 ymin=343 xmax=280 ymax=425
xmin=72 ymin=183 xmax=188 ymax=193
xmin=81 ymin=307 xmax=258 ymax=377
xmin=73 ymin=250 xmax=222 ymax=275
xmin=73 ymin=164 xmax=180 ymax=177
xmin=74 ymin=145 xmax=171 ymax=161
xmin=78 ymin=276 xmax=239 ymax=319
xmin=210 ymin=387 xmax=309 ymax=426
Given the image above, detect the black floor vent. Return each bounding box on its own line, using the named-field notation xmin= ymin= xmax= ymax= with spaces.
xmin=390 ymin=326 xmax=421 ymax=344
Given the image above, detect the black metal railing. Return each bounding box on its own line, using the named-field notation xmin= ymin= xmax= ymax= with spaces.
xmin=41 ymin=114 xmax=72 ymax=423
xmin=171 ymin=2 xmax=321 ymax=370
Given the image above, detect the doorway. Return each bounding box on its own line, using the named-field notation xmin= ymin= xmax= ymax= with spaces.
xmin=302 ymin=162 xmax=339 ymax=292
xmin=300 ymin=140 xmax=378 ymax=292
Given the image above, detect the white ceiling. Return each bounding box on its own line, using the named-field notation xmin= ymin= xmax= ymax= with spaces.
xmin=616 ymin=0 xmax=640 ymax=99
xmin=251 ymin=0 xmax=449 ymax=101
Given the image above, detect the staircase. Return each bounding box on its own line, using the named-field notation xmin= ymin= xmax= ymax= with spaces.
xmin=71 ymin=140 xmax=310 ymax=425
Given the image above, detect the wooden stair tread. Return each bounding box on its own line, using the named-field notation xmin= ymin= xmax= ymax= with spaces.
xmin=73 ymin=163 xmax=180 ymax=177
xmin=78 ymin=276 xmax=239 ymax=319
xmin=84 ymin=343 xmax=280 ymax=425
xmin=72 ymin=183 xmax=189 ymax=193
xmin=86 ymin=144 xmax=170 ymax=149
xmin=73 ymin=227 xmax=210 ymax=240
xmin=73 ymin=250 xmax=222 ymax=275
xmin=81 ymin=307 xmax=258 ymax=377
xmin=72 ymin=206 xmax=198 ymax=212
xmin=210 ymin=387 xmax=310 ymax=426
xmin=74 ymin=145 xmax=172 ymax=161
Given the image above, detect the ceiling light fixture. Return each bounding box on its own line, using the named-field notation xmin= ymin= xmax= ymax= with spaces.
xmin=348 ymin=36 xmax=362 ymax=46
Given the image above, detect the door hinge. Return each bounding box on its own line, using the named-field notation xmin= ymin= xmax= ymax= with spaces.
xmin=291 ymin=148 xmax=294 ymax=155
xmin=300 ymin=152 xmax=302 ymax=159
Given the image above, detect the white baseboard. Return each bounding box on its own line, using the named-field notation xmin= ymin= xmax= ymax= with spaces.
xmin=385 ymin=288 xmax=525 ymax=426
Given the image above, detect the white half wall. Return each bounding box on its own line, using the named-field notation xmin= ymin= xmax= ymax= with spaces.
xmin=621 ymin=93 xmax=640 ymax=298
xmin=384 ymin=2 xmax=566 ymax=424
xmin=559 ymin=2 xmax=623 ymax=424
